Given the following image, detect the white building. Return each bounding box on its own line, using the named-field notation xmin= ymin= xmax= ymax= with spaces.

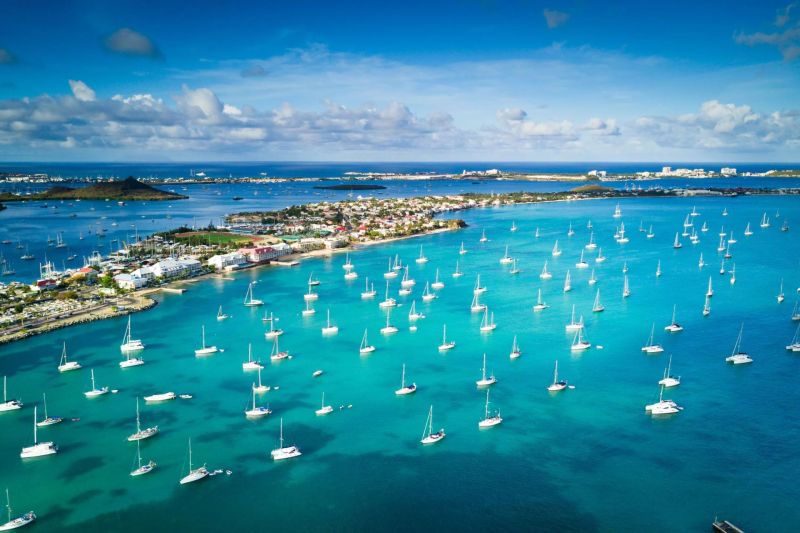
xmin=207 ymin=252 xmax=247 ymax=271
xmin=720 ymin=167 xmax=737 ymax=176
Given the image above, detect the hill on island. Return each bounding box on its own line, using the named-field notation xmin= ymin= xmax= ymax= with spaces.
xmin=36 ymin=177 xmax=187 ymax=201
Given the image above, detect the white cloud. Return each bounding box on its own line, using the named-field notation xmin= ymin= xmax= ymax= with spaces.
xmin=104 ymin=28 xmax=160 ymax=58
xmin=735 ymin=4 xmax=800 ymax=61
xmin=68 ymin=80 xmax=96 ymax=102
xmin=543 ymin=9 xmax=570 ymax=29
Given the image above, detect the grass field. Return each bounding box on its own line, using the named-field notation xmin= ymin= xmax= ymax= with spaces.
xmin=173 ymin=231 xmax=254 ymax=245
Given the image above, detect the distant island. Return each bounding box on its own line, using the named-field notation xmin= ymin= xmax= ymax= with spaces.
xmin=313 ymin=184 xmax=387 ymax=191
xmin=0 ymin=177 xmax=187 ymax=202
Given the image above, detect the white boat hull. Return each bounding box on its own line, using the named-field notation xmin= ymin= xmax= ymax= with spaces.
xmin=20 ymin=442 xmax=57 ymax=458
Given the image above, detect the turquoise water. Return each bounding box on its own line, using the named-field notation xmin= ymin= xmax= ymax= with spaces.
xmin=1 ymin=195 xmax=799 ymax=532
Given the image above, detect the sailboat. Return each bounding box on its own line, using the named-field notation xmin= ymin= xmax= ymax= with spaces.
xmin=786 ymin=323 xmax=800 ymax=351
xmin=509 ymin=258 xmax=521 ymax=275
xmin=392 ymin=254 xmax=403 ymax=271
xmin=271 ymin=418 xmax=302 ymax=460
xmin=57 ymin=342 xmax=81 ymax=373
xmin=701 ymin=221 xmax=708 ymax=233
xmin=361 ymin=278 xmax=377 ymax=299
xmin=646 ymin=225 xmax=655 ymax=239
xmin=130 ymin=440 xmax=156 ymax=477
xmin=127 ymin=398 xmax=158 ymax=441
xmin=622 ymin=261 xmax=628 ymax=274
xmin=269 ymin=336 xmax=289 ymax=361
xmin=400 ymin=266 xmax=415 ymax=288
xmin=508 ymin=221 xmax=518 ymax=233
xmin=478 ymin=389 xmax=502 ymax=428
xmin=717 ymin=235 xmax=726 ymax=252
xmin=459 ymin=242 xmax=468 ymax=255
xmin=641 ymin=324 xmax=664 ymax=354
xmin=658 ymin=355 xmax=680 ymax=387
xmin=343 ymin=253 xmax=354 ymax=271
xmin=475 ymin=353 xmax=497 ymax=387
xmin=36 ymin=394 xmax=62 ymax=427
xmin=592 ymin=289 xmax=604 ymax=312
xmin=243 ymin=384 xmax=271 ymax=417
xmin=509 ymin=335 xmax=521 ymax=359
xmin=384 ymin=257 xmax=398 ymax=279
xmin=655 ymin=260 xmax=662 ymax=278
xmin=588 ymin=268 xmax=597 ymax=286
xmin=703 ymin=295 xmax=711 ymax=317
xmin=304 ymin=282 xmax=319 ymax=301
xmin=698 ymin=253 xmax=706 ymax=268
xmin=438 ymin=324 xmax=455 ymax=351
xmin=408 ymin=300 xmax=425 ymax=321
xmin=725 ymin=325 xmax=753 ymax=364
xmin=533 ymin=288 xmax=549 ymax=311
xmin=420 ymin=406 xmax=445 ymax=444
xmin=499 ymin=245 xmax=513 ymax=265
xmin=759 ymin=212 xmax=770 ymax=228
xmin=395 ymin=364 xmax=417 ymax=395
xmin=616 ymin=222 xmax=629 ymax=244
xmin=479 ymin=308 xmax=496 ymax=332
xmin=179 ymin=439 xmax=209 ymax=484
xmin=378 ymin=280 xmax=397 ymax=308
xmin=613 ymin=203 xmax=622 ymax=218
xmin=216 ymin=305 xmax=229 ymax=321
xmin=727 ymin=231 xmax=737 ymax=244
xmin=673 ymin=232 xmax=682 ymax=249
xmin=452 ymin=260 xmax=463 ymax=278
xmin=0 ymin=377 xmax=22 ymax=412
xmin=547 ymin=360 xmax=568 ymax=392
xmin=791 ymin=301 xmax=800 ymax=322
xmin=312 ymin=392 xmax=334 ymax=416
xmin=645 ymin=386 xmax=682 ymax=415
xmin=729 ymin=263 xmax=736 ymax=285
xmin=359 ymin=329 xmax=376 ymax=354
xmin=380 ymin=308 xmax=398 ymax=334
xmin=777 ymin=279 xmax=785 ymax=303
xmin=534 ymin=227 xmax=540 ymax=238
xmin=321 ymin=308 xmax=339 ymax=335
xmin=243 ymin=281 xmax=263 ymax=307
xmin=421 ymin=281 xmax=437 ymax=302
xmin=479 ymin=229 xmax=488 ymax=243
xmin=575 ymin=250 xmax=589 ymax=269
xmin=431 ymin=268 xmax=445 ymax=289
xmin=565 ymin=305 xmax=583 ymax=331
xmin=706 ymin=276 xmax=714 ymax=297
xmin=119 ymin=315 xmax=145 ymax=355
xmin=194 ymin=325 xmax=218 ymax=356
xmin=264 ymin=313 xmax=284 ymax=339
xmin=473 ymin=274 xmax=486 ymax=295
xmin=719 ymin=258 xmax=726 ymax=275
xmin=539 ymin=260 xmax=553 ymax=280
xmin=20 ymin=406 xmax=58 ymax=458
xmin=570 ymin=329 xmax=591 ymax=351
xmin=416 ymin=245 xmax=429 ymax=264
xmin=563 ymin=270 xmax=571 ymax=293
xmin=0 ymin=489 xmax=35 ymax=531
xmin=722 ymin=207 xmax=728 ymax=216
xmin=552 ymin=240 xmax=562 ymax=257
xmin=344 ymin=268 xmax=358 ymax=281
xmin=243 ymin=343 xmax=263 ymax=370
xmin=84 ymin=369 xmax=109 ymax=398
xmin=595 ymin=247 xmax=606 ymax=263
xmin=744 ymin=222 xmax=753 ymax=236
xmin=302 ymin=300 xmax=315 ymax=316
xmin=566 ymin=221 xmax=575 ymax=237
xmin=664 ymin=305 xmax=683 ymax=332
xmin=585 ymin=232 xmax=597 ymax=250
xmin=622 ymin=275 xmax=631 ymax=298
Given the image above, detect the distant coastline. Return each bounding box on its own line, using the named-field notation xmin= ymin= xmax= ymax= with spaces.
xmin=312 ymin=184 xmax=387 ymax=191
xmin=0 ymin=176 xmax=187 ymax=201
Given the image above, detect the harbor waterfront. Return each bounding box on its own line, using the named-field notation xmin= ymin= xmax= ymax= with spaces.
xmin=1 ymin=193 xmax=799 ymax=531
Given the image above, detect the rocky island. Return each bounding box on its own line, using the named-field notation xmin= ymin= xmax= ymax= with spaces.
xmin=0 ymin=176 xmax=187 ymax=202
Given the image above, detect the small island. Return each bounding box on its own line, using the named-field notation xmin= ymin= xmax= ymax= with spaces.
xmin=0 ymin=176 xmax=187 ymax=202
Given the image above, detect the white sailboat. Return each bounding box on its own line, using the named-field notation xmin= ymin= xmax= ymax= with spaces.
xmin=408 ymin=300 xmax=425 ymax=321
xmin=698 ymin=253 xmax=705 ymax=268
xmin=0 ymin=489 xmax=35 ymax=531
xmin=744 ymin=222 xmax=753 ymax=236
xmin=622 ymin=275 xmax=631 ymax=298
xmin=509 ymin=258 xmax=521 ymax=275
xmin=130 ymin=440 xmax=156 ymax=477
xmin=791 ymin=301 xmax=800 ymax=322
xmin=304 ymin=283 xmax=319 ymax=301
xmin=646 ymin=225 xmax=655 ymax=239
xmin=565 ymin=305 xmax=583 ymax=331
xmin=725 ymin=324 xmax=752 ymax=364
xmin=509 ymin=335 xmax=521 ymax=359
xmin=194 ymin=325 xmax=218 ymax=356
xmin=479 ymin=308 xmax=496 ymax=332
xmin=0 ymin=377 xmax=22 ymax=412
xmin=252 ymin=366 xmax=270 ymax=393
xmin=308 ymin=272 xmax=320 ymax=286
xmin=655 ymin=260 xmax=662 ymax=278
xmin=179 ymin=439 xmax=209 ymax=484
xmin=269 ymin=336 xmax=289 ymax=361
xmin=400 ymin=266 xmax=415 ymax=288
xmin=645 ymin=386 xmax=682 ymax=415
xmin=83 ymin=369 xmax=109 ymax=398
xmin=729 ymin=263 xmax=737 ymax=285
xmin=539 ymin=260 xmax=553 ymax=280
xmin=438 ymin=324 xmax=455 ymax=351
xmin=393 ymin=254 xmax=403 ymax=271
xmin=119 ymin=315 xmax=145 ymax=355
xmin=533 ymin=288 xmax=549 ymax=311
xmin=478 ymin=389 xmax=502 ymax=428
xmin=567 ymin=221 xmax=574 ymax=236
xmin=264 ymin=312 xmax=284 ymax=339
xmin=361 ymin=278 xmax=377 ymax=299
xmin=588 ymin=268 xmax=597 ymax=286
xmin=727 ymin=231 xmax=736 ymax=244
xmin=570 ymin=329 xmax=591 ymax=351
xmin=613 ymin=203 xmax=622 ymax=218
xmin=384 ymin=257 xmax=398 ymax=279
xmin=616 ymin=222 xmax=629 ymax=244
xmin=563 ymin=270 xmax=572 ymax=293
xmin=575 ymin=250 xmax=589 ymax=269
xmin=534 ymin=227 xmax=540 ymax=238
xmin=395 ymin=364 xmax=417 ymax=395
xmin=673 ymin=232 xmax=682 ymax=249
xmin=547 ymin=360 xmax=568 ymax=392
xmin=459 ymin=242 xmax=468 ymax=255
xmin=585 ymin=232 xmax=597 ymax=250
xmin=479 ymin=229 xmax=488 ymax=243
xmin=302 ymin=300 xmax=316 ymax=316
xmin=592 ymin=289 xmax=604 ymax=312
xmin=315 ymin=392 xmax=333 ymax=416
xmin=475 ymin=353 xmax=497 ymax=387
xmin=431 ymin=269 xmax=445 ymax=289
xmin=36 ymin=394 xmax=62 ymax=427
xmin=786 ymin=323 xmax=800 ymax=351
xmin=321 ymin=308 xmax=339 ymax=335
xmin=271 ymin=418 xmax=302 ymax=461
xmin=552 ymin=240 xmax=562 ymax=257
xmin=777 ymin=279 xmax=785 ymax=303
xmin=641 ymin=324 xmax=664 ymax=354
xmin=359 ymin=329 xmax=376 ymax=354
xmin=473 ymin=274 xmax=486 ymax=295
xmin=57 ymin=342 xmax=81 ymax=373
xmin=719 ymin=258 xmax=726 ymax=275
xmin=343 ymin=253 xmax=354 ymax=271
xmin=216 ymin=305 xmax=229 ymax=321
xmin=706 ymin=276 xmax=714 ymax=297
xmin=243 ymin=281 xmax=264 ymax=307
xmin=622 ymin=261 xmax=628 ymax=274
xmin=452 ymin=260 xmax=463 ymax=278
xmin=499 ymin=245 xmax=513 ymax=265
xmin=595 ymin=247 xmax=606 ymax=263
xmin=378 ymin=280 xmax=397 ymax=308
xmin=658 ymin=355 xmax=680 ymax=388
xmin=380 ymin=308 xmax=398 ymax=334
xmin=20 ymin=406 xmax=58 ymax=458
xmin=701 ymin=221 xmax=708 ymax=233
xmin=759 ymin=212 xmax=770 ymax=228
xmin=421 ymin=281 xmax=437 ymax=302
xmin=702 ymin=295 xmax=711 ymax=317
xmin=664 ymin=304 xmax=683 ymax=332
xmin=243 ymin=343 xmax=263 ymax=370
xmin=420 ymin=406 xmax=445 ymax=444
xmin=127 ymin=398 xmax=158 ymax=441
xmin=415 ymin=245 xmax=428 ymax=264
xmin=344 ymin=268 xmax=358 ymax=281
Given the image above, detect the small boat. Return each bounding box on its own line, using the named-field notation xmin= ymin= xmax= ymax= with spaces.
xmin=592 ymin=289 xmax=604 ymax=313
xmin=641 ymin=324 xmax=664 ymax=354
xmin=415 ymin=245 xmax=428 ymax=264
xmin=452 ymin=260 xmax=463 ymax=278
xmin=473 ymin=274 xmax=487 ymax=295
xmin=612 ymin=203 xmax=622 ymax=218
xmin=595 ymin=247 xmax=605 ymax=263
xmin=664 ymin=304 xmax=683 ymax=332
xmin=459 ymin=242 xmax=468 ymax=255
xmin=420 ymin=406 xmax=445 ymax=444
xmin=395 ymin=364 xmax=417 ymax=395
xmin=616 ymin=222 xmax=629 ymax=244
xmin=270 ymin=418 xmax=302 ymax=460
xmin=216 ymin=305 xmax=229 ymax=321
xmin=703 ymin=295 xmax=711 ymax=317
xmin=130 ymin=440 xmax=157 ymax=477
xmin=588 ymin=268 xmax=597 ymax=286
xmin=119 ymin=316 xmax=145 ymax=355
xmin=308 ymin=273 xmax=320 ymax=286
xmin=479 ymin=308 xmax=496 ymax=332
xmin=342 ymin=253 xmax=354 ymax=271
xmin=533 ymin=288 xmax=549 ymax=311
xmin=127 ymin=398 xmax=158 ymax=440
xmin=565 ymin=305 xmax=584 ymax=332
xmin=673 ymin=232 xmax=682 ymax=249
xmin=421 ymin=281 xmax=437 ymax=302
xmin=304 ymin=283 xmax=319 ymax=301
xmin=510 ymin=221 xmax=518 ymax=233
xmin=729 ymin=263 xmax=737 ymax=285
xmin=57 ymin=342 xmax=81 ymax=373
xmin=269 ymin=336 xmax=289 ymax=361
xmin=392 ymin=254 xmax=403 ymax=271
xmin=707 ymin=276 xmax=714 ymax=297
xmin=725 ymin=324 xmax=753 ymax=364
xmin=245 ymin=386 xmax=272 ymax=418
xmin=717 ymin=236 xmax=726 ymax=252
xmin=179 ymin=439 xmax=209 ymax=484
xmin=264 ymin=313 xmax=284 ymax=339
xmin=534 ymin=227 xmax=540 ymax=238
xmin=645 ymin=386 xmax=682 ymax=415
xmin=344 ymin=270 xmax=358 ymax=281
xmin=0 ymin=488 xmax=35 ymax=531
xmin=777 ymin=279 xmax=785 ymax=303
xmin=242 ymin=343 xmax=263 ymax=371
xmin=759 ymin=212 xmax=769 ymax=228
xmin=698 ymin=253 xmax=706 ymax=268
xmin=622 ymin=261 xmax=628 ymax=274
xmin=658 ymin=355 xmax=680 ymax=388
xmin=727 ymin=231 xmax=737 ymax=244
xmin=35 ymin=393 xmax=62 ymax=427
xmin=321 ymin=308 xmax=339 ymax=335
xmin=83 ymin=369 xmax=109 ymax=398
xmin=384 ymin=257 xmax=398 ymax=279
xmin=400 ymin=266 xmax=415 ymax=288
xmin=786 ymin=323 xmax=800 ymax=351
xmin=380 ymin=309 xmax=398 ymax=334
xmin=359 ymin=329 xmax=376 ymax=354
xmin=646 ymin=225 xmax=655 ymax=239
xmin=194 ymin=325 xmax=218 ymax=356
xmin=570 ymin=329 xmax=591 ymax=351
xmin=431 ymin=268 xmax=445 ymax=289
xmin=478 ymin=389 xmax=502 ymax=428
xmin=563 ymin=270 xmax=572 ymax=293
xmin=585 ymin=232 xmax=597 ymax=250
xmin=302 ymin=300 xmax=315 ymax=316
xmin=361 ymin=278 xmax=377 ymax=299
xmin=20 ymin=406 xmax=58 ymax=458
xmin=243 ymin=281 xmax=264 ymax=307
xmin=499 ymin=245 xmax=513 ymax=265
xmin=539 ymin=260 xmax=553 ymax=280
xmin=791 ymin=301 xmax=800 ymax=322
xmin=722 ymin=207 xmax=728 ymax=216
xmin=744 ymin=222 xmax=753 ymax=236
xmin=712 ymin=519 xmax=745 ymax=533
xmin=315 ymin=392 xmax=334 ymax=416
xmin=438 ymin=324 xmax=455 ymax=351
xmin=252 ymin=366 xmax=270 ymax=393
xmin=509 ymin=335 xmax=521 ymax=359
xmin=781 ymin=220 xmax=789 ymax=232
xmin=701 ymin=221 xmax=708 ymax=233
xmin=575 ymin=250 xmax=589 ymax=269
xmin=622 ymin=275 xmax=631 ymax=298
xmin=552 ymin=240 xmax=562 ymax=257
xmin=547 ymin=360 xmax=568 ymax=392
xmin=475 ymin=353 xmax=497 ymax=387
xmin=655 ymin=260 xmax=662 ymax=278
xmin=313 ymin=370 xmax=324 ymax=377
xmin=408 ymin=300 xmax=425 ymax=321
xmin=479 ymin=229 xmax=488 ymax=243
xmin=144 ymin=392 xmax=176 ymax=403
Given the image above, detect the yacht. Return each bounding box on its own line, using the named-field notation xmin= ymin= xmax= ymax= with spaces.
xmin=567 ymin=222 xmax=576 ymax=236
xmin=473 ymin=274 xmax=487 ymax=295
xmin=570 ymin=329 xmax=591 ymax=351
xmin=119 ymin=316 xmax=145 ymax=355
xmin=722 ymin=207 xmax=728 ymax=216
xmin=194 ymin=325 xmax=218 ymax=356
xmin=546 ymin=360 xmax=568 ymax=392
xmin=509 ymin=335 xmax=521 ymax=359
xmin=616 ymin=222 xmax=629 ymax=244
xmin=622 ymin=261 xmax=628 ymax=274
xmin=216 ymin=305 xmax=230 ymax=321
xmin=361 ymin=278 xmax=377 ymax=299
xmin=431 ymin=269 xmax=445 ymax=289
xmin=392 ymin=254 xmax=403 ymax=271
xmin=20 ymin=406 xmax=58 ymax=458
xmin=83 ymin=369 xmax=109 ymax=398
xmin=575 ymin=250 xmax=589 ymax=269
xmin=645 ymin=387 xmax=682 ymax=415
xmin=479 ymin=308 xmax=496 ymax=332
xmin=304 ymin=283 xmax=319 ymax=301
xmin=475 ymin=353 xmax=497 ymax=387
xmin=342 ymin=253 xmax=354 ymax=271
xmin=302 ymin=300 xmax=316 ymax=316
xmin=499 ymin=245 xmax=513 ymax=265
xmin=271 ymin=418 xmax=302 ymax=461
xmin=242 ymin=343 xmax=263 ymax=370
xmin=244 ymin=385 xmax=271 ymax=418
xmin=658 ymin=355 xmax=681 ymax=388
xmin=415 ymin=245 xmax=429 ymax=264
xmin=143 ymin=392 xmax=176 ymax=403
xmin=264 ymin=313 xmax=284 ymax=339
xmin=585 ymin=232 xmax=597 ymax=250
xmin=359 ymin=329 xmax=376 ymax=354
xmin=1 ymin=376 xmax=23 ymax=412
xmin=179 ymin=439 xmax=209 ymax=484
xmin=36 ymin=394 xmax=62 ymax=427
xmin=421 ymin=281 xmax=437 ymax=302
xmin=243 ymin=281 xmax=264 ymax=307
xmin=470 ymin=292 xmax=487 ymax=313
xmin=539 ymin=260 xmax=553 ymax=280
xmin=314 ymin=392 xmax=334 ymax=416
xmin=592 ymin=289 xmax=604 ymax=313
xmin=479 ymin=229 xmax=489 ymax=243
xmin=673 ymin=233 xmax=682 ymax=249
xmin=641 ymin=323 xmax=664 ymax=354
xmin=452 ymin=260 xmax=463 ymax=278
xmin=400 ymin=266 xmax=416 ymax=288
xmin=130 ymin=440 xmax=156 ymax=477
xmin=344 ymin=269 xmax=358 ymax=281
xmin=394 ymin=364 xmax=417 ymax=395
xmin=595 ymin=247 xmax=606 ymax=263
xmin=725 ymin=325 xmax=753 ymax=364
xmin=552 ymin=240 xmax=562 ymax=257
xmin=664 ymin=305 xmax=684 ymax=332
xmin=380 ymin=309 xmax=398 ymax=334
xmin=533 ymin=289 xmax=549 ymax=311
xmin=57 ymin=342 xmax=81 ymax=373
xmin=727 ymin=232 xmax=737 ymax=244
xmin=408 ymin=300 xmax=425 ymax=321
xmin=420 ymin=406 xmax=445 ymax=444
xmin=565 ymin=305 xmax=584 ymax=332
xmin=378 ymin=281 xmax=397 ymax=308
xmin=0 ymin=489 xmax=35 ymax=531
xmin=269 ymin=336 xmax=289 ymax=361
xmin=438 ymin=324 xmax=456 ymax=351
xmin=459 ymin=242 xmax=468 ymax=255
xmin=478 ymin=389 xmax=502 ymax=428
xmin=127 ymin=398 xmax=158 ymax=441
xmin=563 ymin=270 xmax=572 ymax=293
xmin=321 ymin=308 xmax=339 ymax=335
xmin=384 ymin=257 xmax=398 ymax=279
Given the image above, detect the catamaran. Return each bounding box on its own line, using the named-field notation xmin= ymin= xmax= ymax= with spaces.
xmin=269 ymin=336 xmax=289 ymax=361
xmin=641 ymin=324 xmax=664 ymax=354
xmin=565 ymin=305 xmax=583 ymax=332
xmin=127 ymin=398 xmax=158 ymax=441
xmin=547 ymin=360 xmax=568 ymax=392
xmin=344 ymin=269 xmax=358 ymax=281
xmin=264 ymin=313 xmax=284 ymax=339
xmin=253 ymin=366 xmax=270 ymax=393
xmin=36 ymin=394 xmax=61 ymax=427
xmin=1 ymin=377 xmax=22 ymax=412
xmin=243 ymin=281 xmax=263 ymax=307
xmin=539 ymin=260 xmax=553 ymax=280
xmin=533 ymin=288 xmax=549 ymax=311
xmin=475 ymin=353 xmax=497 ymax=387
xmin=0 ymin=488 xmax=36 ymax=531
xmin=130 ymin=440 xmax=156 ymax=477
xmin=438 ymin=324 xmax=455 ymax=351
xmin=420 ymin=406 xmax=445 ymax=444
xmin=359 ymin=329 xmax=376 ymax=354
xmin=179 ymin=439 xmax=209 ymax=484
xmin=622 ymin=275 xmax=631 ymax=298
xmin=395 ymin=364 xmax=417 ymax=395
xmin=478 ymin=389 xmax=502 ymax=428
xmin=479 ymin=308 xmax=496 ymax=332
xmin=563 ymin=270 xmax=572 ymax=293
xmin=408 ymin=300 xmax=425 ymax=321
xmin=431 ymin=269 xmax=445 ymax=289
xmin=194 ymin=325 xmax=218 ymax=356
xmin=271 ymin=418 xmax=302 ymax=461
xmin=321 ymin=308 xmax=339 ymax=335
xmin=552 ymin=240 xmax=562 ymax=257
xmin=570 ymin=329 xmax=591 ymax=351
xmin=664 ymin=305 xmax=683 ymax=332
xmin=725 ymin=324 xmax=753 ymax=364
xmin=144 ymin=392 xmax=176 ymax=403
xmin=380 ymin=309 xmax=398 ymax=334
xmin=421 ymin=281 xmax=437 ymax=302
xmin=416 ymin=245 xmax=429 ymax=264
xmin=20 ymin=406 xmax=58 ymax=458
xmin=401 ymin=266 xmax=416 ymax=288
xmin=119 ymin=315 xmax=145 ymax=355
xmin=499 ymin=245 xmax=513 ymax=265
xmin=452 ymin=260 xmax=463 ymax=278
xmin=509 ymin=335 xmax=521 ymax=359
xmin=216 ymin=305 xmax=229 ymax=321
xmin=84 ymin=369 xmax=109 ymax=398
xmin=592 ymin=289 xmax=604 ymax=312
xmin=645 ymin=387 xmax=681 ymax=415
xmin=575 ymin=250 xmax=589 ymax=269
xmin=658 ymin=355 xmax=680 ymax=388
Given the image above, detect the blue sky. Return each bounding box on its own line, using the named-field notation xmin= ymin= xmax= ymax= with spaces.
xmin=0 ymin=0 xmax=798 ymax=162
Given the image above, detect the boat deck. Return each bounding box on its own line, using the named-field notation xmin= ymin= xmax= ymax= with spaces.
xmin=712 ymin=519 xmax=745 ymax=533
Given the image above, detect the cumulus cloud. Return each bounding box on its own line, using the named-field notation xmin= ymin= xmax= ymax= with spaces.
xmin=68 ymin=80 xmax=96 ymax=102
xmin=543 ymin=9 xmax=570 ymax=29
xmin=103 ymin=28 xmax=161 ymax=58
xmin=735 ymin=3 xmax=800 ymax=61
xmin=0 ymin=48 xmax=16 ymax=64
